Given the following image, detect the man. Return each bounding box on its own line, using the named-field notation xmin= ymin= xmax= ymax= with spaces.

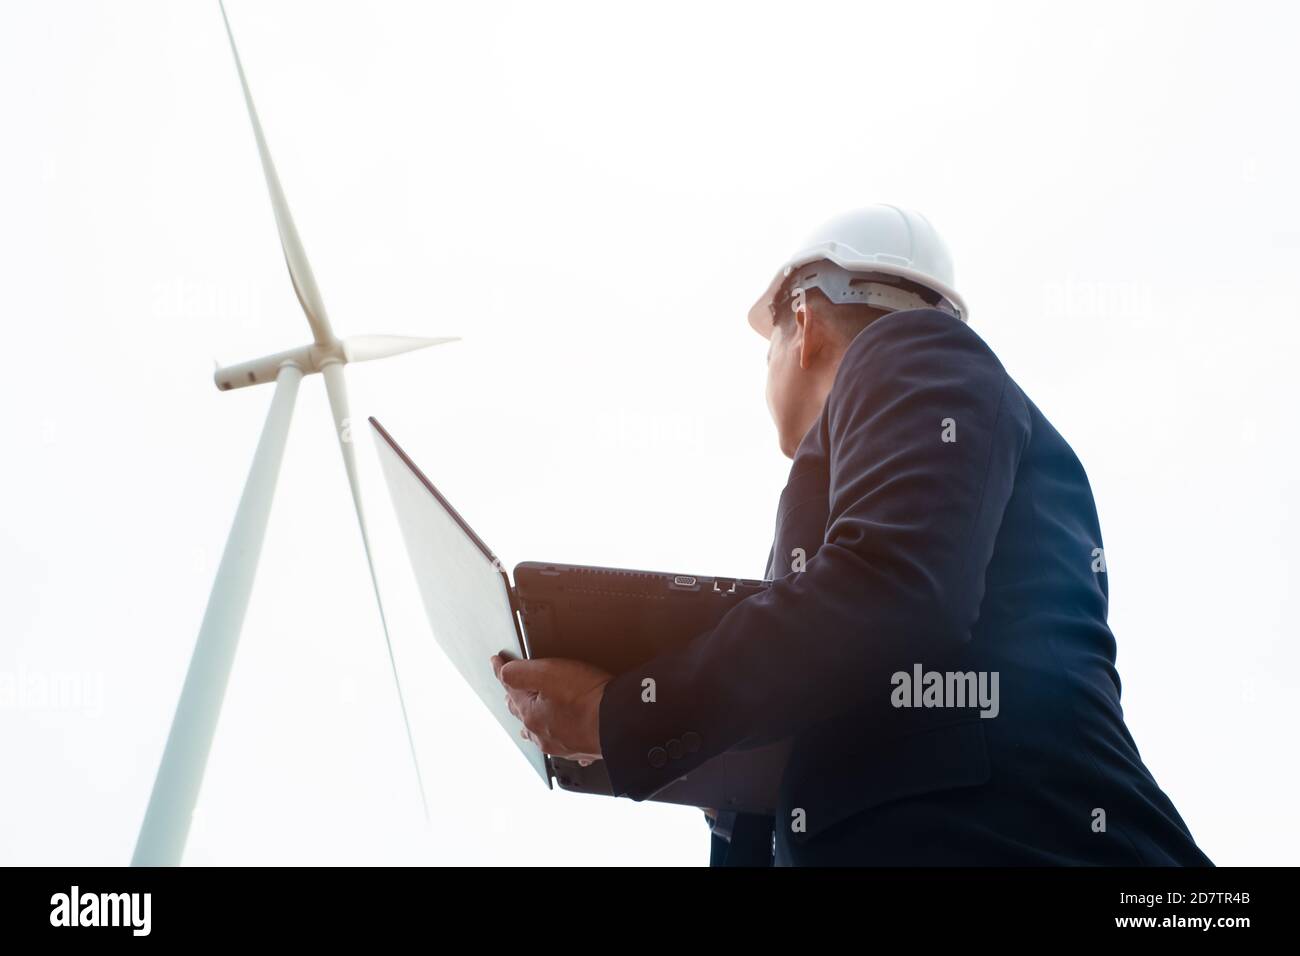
xmin=492 ymin=205 xmax=1211 ymax=866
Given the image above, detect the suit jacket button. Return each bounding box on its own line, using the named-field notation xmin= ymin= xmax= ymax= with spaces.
xmin=666 ymin=738 xmax=683 ymax=759
xmin=682 ymin=731 xmax=701 ymax=753
xmin=647 ymin=746 xmax=668 ymax=768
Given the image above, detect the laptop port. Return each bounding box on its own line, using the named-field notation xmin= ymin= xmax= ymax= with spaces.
xmin=713 ymin=577 xmax=737 ymax=593
xmin=671 ymin=575 xmax=697 ymax=588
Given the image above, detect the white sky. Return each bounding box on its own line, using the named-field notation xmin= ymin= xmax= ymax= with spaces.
xmin=1 ymin=0 xmax=1296 ymax=865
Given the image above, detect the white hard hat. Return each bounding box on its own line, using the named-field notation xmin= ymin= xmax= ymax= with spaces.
xmin=748 ymin=204 xmax=967 ymax=337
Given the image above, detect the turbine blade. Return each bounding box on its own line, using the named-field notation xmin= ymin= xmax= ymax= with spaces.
xmin=219 ymin=0 xmax=335 ymax=346
xmin=342 ymin=335 xmax=460 ymax=364
xmin=321 ymin=361 xmax=430 ymax=820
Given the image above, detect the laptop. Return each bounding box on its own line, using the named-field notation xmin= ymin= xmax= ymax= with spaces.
xmin=370 ymin=416 xmax=789 ymax=813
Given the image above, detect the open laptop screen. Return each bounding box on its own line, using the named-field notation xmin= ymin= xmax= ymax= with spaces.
xmin=370 ymin=417 xmax=549 ymax=784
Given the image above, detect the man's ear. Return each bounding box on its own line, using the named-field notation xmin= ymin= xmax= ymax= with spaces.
xmin=795 ymin=298 xmax=826 ymax=371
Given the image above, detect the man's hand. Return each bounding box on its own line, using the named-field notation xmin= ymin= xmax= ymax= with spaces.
xmin=490 ymin=654 xmax=611 ymax=766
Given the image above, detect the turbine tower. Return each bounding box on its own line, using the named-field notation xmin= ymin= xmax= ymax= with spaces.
xmin=132 ymin=1 xmax=450 ymax=866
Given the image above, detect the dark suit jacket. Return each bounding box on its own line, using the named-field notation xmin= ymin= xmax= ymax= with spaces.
xmin=599 ymin=308 xmax=1211 ymax=866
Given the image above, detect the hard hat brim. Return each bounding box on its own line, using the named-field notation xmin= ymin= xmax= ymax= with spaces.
xmin=747 ymin=248 xmax=968 ymax=338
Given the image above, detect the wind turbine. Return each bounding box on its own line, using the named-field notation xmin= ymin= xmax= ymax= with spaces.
xmin=131 ymin=1 xmax=452 ymax=866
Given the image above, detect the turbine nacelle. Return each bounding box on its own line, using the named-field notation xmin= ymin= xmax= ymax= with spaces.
xmin=214 ymin=335 xmax=459 ymax=390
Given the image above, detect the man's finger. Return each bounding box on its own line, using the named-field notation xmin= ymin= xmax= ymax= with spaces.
xmin=505 ymin=689 xmax=544 ymax=739
xmin=498 ymin=658 xmax=553 ymax=693
xmin=490 ymin=653 xmax=517 ymax=683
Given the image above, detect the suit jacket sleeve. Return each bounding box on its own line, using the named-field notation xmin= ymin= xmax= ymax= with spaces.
xmin=598 ymin=312 xmax=1032 ymax=800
